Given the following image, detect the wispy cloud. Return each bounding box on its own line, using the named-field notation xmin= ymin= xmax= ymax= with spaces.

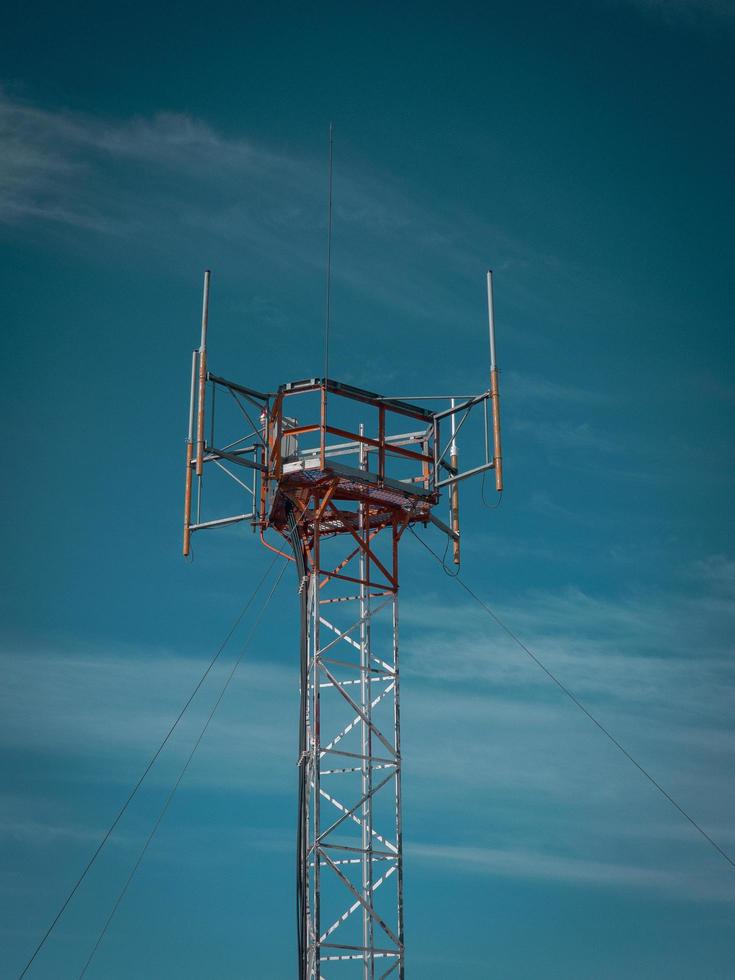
xmin=0 ymin=646 xmax=297 ymax=793
xmin=0 ymin=816 xmax=105 ymax=847
xmin=510 ymin=417 xmax=617 ymax=454
xmin=0 ymin=89 xmax=571 ymax=332
xmin=690 ymin=555 xmax=735 ymax=597
xmin=2 ymin=554 xmax=733 ymax=900
xmin=504 ymin=371 xmax=608 ymax=407
xmin=0 ymin=92 xmax=297 ymax=231
xmin=401 ymin=574 xmax=735 ymax=698
xmin=398 ymin=566 xmax=735 ymax=849
xmin=409 ymin=842 xmax=735 ymax=901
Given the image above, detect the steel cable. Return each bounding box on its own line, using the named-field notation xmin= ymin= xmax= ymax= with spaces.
xmin=77 ymin=560 xmax=288 ymax=978
xmin=409 ymin=525 xmax=735 ymax=872
xmin=16 ymin=554 xmax=279 ymax=980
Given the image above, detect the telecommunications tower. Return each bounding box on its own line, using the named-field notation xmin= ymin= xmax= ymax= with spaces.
xmin=181 ymin=270 xmax=503 ymax=978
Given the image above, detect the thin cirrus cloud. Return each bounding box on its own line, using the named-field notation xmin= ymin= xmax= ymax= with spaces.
xmin=398 ymin=575 xmax=734 ymax=805
xmin=0 ymin=647 xmax=296 ymax=789
xmin=502 ymin=370 xmax=608 ymax=407
xmin=2 ymin=557 xmax=733 ymax=900
xmin=400 ymin=577 xmax=735 ymax=699
xmin=690 ymin=554 xmax=735 ymax=596
xmin=3 ymin=571 xmax=733 ymax=771
xmin=0 ymin=91 xmax=411 ymax=241
xmin=408 ymin=841 xmax=735 ymax=902
xmin=0 ymin=91 xmax=299 ymax=229
xmin=0 ymin=89 xmax=568 ymax=327
xmin=509 ymin=416 xmax=617 ymax=455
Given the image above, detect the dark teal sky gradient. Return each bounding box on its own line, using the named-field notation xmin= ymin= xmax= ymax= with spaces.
xmin=1 ymin=2 xmax=734 ymax=978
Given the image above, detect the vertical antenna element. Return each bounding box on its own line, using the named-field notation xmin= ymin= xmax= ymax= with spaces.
xmin=486 ymin=270 xmax=503 ymax=492
xmin=195 ymin=270 xmax=211 ymax=477
xmin=182 ymin=348 xmax=198 ymax=556
xmin=323 ymin=124 xmax=334 ymax=383
xmin=449 ymin=399 xmax=461 ymax=564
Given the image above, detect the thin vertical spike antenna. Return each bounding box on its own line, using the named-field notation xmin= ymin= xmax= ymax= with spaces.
xmin=486 ymin=270 xmax=503 ymax=491
xmin=324 ymin=123 xmax=334 ymax=384
xmin=183 ymin=348 xmax=198 ymax=556
xmin=195 ymin=270 xmax=211 ymax=477
xmin=449 ymin=399 xmax=461 ymax=564
xmin=321 ymin=126 xmax=334 ymax=473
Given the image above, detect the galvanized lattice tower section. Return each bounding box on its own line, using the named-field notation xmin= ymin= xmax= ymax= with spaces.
xmin=276 ymin=385 xmax=435 ymax=979
xmin=182 ymin=271 xmax=503 ymax=978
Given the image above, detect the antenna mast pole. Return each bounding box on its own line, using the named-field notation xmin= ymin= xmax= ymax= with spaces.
xmin=449 ymin=400 xmax=461 ymax=564
xmin=182 ymin=349 xmax=198 ymax=556
xmin=486 ymin=270 xmax=503 ymax=492
xmin=195 ymin=269 xmax=211 ymax=477
xmin=324 ymin=124 xmax=334 ymax=383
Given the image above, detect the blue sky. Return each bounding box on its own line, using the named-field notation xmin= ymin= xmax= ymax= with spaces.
xmin=1 ymin=1 xmax=734 ymax=977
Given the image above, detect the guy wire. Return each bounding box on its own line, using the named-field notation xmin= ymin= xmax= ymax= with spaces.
xmin=16 ymin=555 xmax=279 ymax=980
xmin=78 ymin=560 xmax=289 ymax=978
xmin=409 ymin=525 xmax=735 ymax=872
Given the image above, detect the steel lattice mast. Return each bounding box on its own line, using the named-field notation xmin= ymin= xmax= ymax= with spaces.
xmin=181 ymin=271 xmax=503 ymax=978
xmin=289 ymin=487 xmax=408 ymax=976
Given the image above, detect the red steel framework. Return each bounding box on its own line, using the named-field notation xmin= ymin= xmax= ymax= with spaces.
xmin=181 ymin=271 xmax=503 ymax=978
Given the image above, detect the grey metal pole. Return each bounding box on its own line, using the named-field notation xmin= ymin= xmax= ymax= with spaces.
xmin=449 ymin=400 xmax=461 ymax=564
xmin=311 ymin=566 xmax=321 ymax=980
xmin=486 ymin=269 xmax=497 ymax=372
xmin=183 ymin=349 xmax=198 ymax=556
xmin=392 ymin=593 xmax=405 ymax=980
xmin=358 ymin=425 xmax=375 ymax=979
xmin=486 ymin=270 xmax=503 ymax=492
xmin=195 ymin=270 xmax=211 ymax=476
